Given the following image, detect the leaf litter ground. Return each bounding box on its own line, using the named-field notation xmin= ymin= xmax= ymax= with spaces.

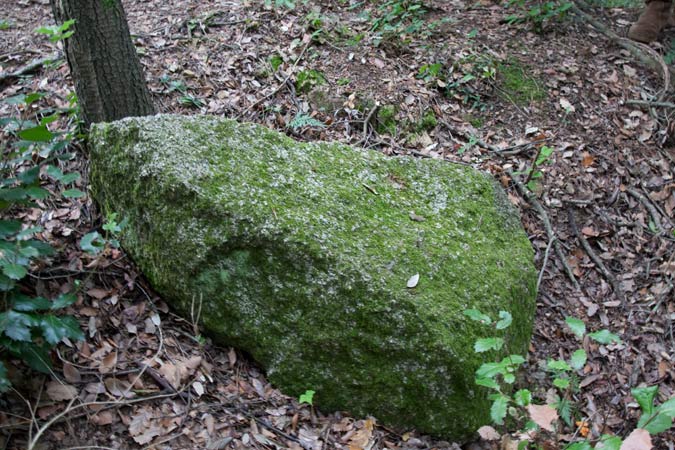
xmin=1 ymin=0 xmax=674 ymax=449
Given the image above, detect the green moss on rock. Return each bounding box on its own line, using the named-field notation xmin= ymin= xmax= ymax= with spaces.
xmin=89 ymin=114 xmax=536 ymax=440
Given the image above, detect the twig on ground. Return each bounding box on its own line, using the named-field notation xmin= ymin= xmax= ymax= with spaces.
xmin=537 ymin=236 xmax=555 ymax=292
xmin=0 ymin=53 xmax=60 ymax=84
xmin=626 ymin=99 xmax=675 ymax=109
xmin=625 ymin=188 xmax=664 ymax=235
xmin=567 ymin=207 xmax=627 ymax=307
xmin=362 ymin=102 xmax=380 ymax=140
xmin=25 ymin=393 xmax=184 ymax=450
xmin=237 ymin=38 xmax=312 ymax=118
xmin=510 ymin=172 xmax=581 ymax=291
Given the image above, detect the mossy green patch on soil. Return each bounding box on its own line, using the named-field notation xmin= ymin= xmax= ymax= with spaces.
xmin=89 ymin=114 xmax=537 ymax=440
xmin=497 ymin=59 xmax=546 ymax=105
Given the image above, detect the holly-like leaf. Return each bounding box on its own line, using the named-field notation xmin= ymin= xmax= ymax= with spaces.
xmin=565 ymin=317 xmax=586 ymax=338
xmin=570 ymin=349 xmax=587 ymax=370
xmin=2 ymin=263 xmax=27 ymax=280
xmin=0 ymin=362 xmax=10 ymax=392
xmin=40 ymin=315 xmax=84 ymax=345
xmin=14 ymin=341 xmax=52 ymax=373
xmin=490 ymin=395 xmax=509 ymax=425
xmin=632 ymin=386 xmax=658 ymax=415
xmin=0 ymin=311 xmax=35 ymax=341
xmin=495 ymin=311 xmax=512 ymax=330
xmin=475 ymin=377 xmax=500 ymax=390
xmin=11 ymin=293 xmax=51 ymax=311
xmin=475 ymin=337 xmax=504 ymax=353
xmin=0 ymin=220 xmax=22 ymax=238
xmin=553 ymin=377 xmax=570 ymax=389
xmin=514 ymin=389 xmax=532 ymax=406
xmin=51 ymin=292 xmax=77 ymax=310
xmin=547 ymin=359 xmax=571 ymax=372
xmin=588 ymin=329 xmax=622 ymax=345
xmin=463 ymin=309 xmax=492 ymax=324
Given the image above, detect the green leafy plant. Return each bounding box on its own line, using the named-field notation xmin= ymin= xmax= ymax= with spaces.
xmin=81 ymin=212 xmax=127 ymax=256
xmin=295 ymin=69 xmax=326 ymax=93
xmin=299 ymin=389 xmax=315 ymax=405
xmin=1 ymin=93 xmax=84 ymax=392
xmin=288 ymin=113 xmax=325 ymax=130
xmin=467 ymin=309 xmax=674 ymax=448
xmin=505 ymin=0 xmax=573 ymax=32
xmin=511 ymin=145 xmax=554 ymax=191
xmin=34 ymin=19 xmax=76 ymax=42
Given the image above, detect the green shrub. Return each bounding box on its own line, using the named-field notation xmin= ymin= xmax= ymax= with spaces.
xmin=0 ymin=92 xmax=84 ymax=392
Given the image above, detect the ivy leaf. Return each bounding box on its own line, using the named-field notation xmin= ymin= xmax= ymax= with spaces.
xmin=565 ymin=317 xmax=586 ymax=338
xmin=490 ymin=395 xmax=509 ymax=425
xmin=40 ymin=315 xmax=84 ymax=345
xmin=463 ymin=309 xmax=492 ymax=324
xmin=495 ymin=311 xmax=512 ymax=330
xmin=570 ymin=349 xmax=587 ymax=370
xmin=566 ymin=442 xmax=593 ymax=450
xmin=588 ymin=329 xmax=622 ymax=345
xmin=25 ymin=186 xmax=49 ymax=199
xmin=475 ymin=337 xmax=504 ymax=353
xmin=18 ymin=166 xmax=40 ymax=184
xmin=45 ymin=165 xmax=65 ymax=181
xmin=2 ymin=263 xmax=27 ymax=280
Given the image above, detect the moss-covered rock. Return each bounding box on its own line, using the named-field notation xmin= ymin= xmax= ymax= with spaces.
xmin=89 ymin=114 xmax=536 ymax=440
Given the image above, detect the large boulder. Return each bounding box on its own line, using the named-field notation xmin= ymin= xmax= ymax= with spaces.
xmin=89 ymin=114 xmax=536 ymax=440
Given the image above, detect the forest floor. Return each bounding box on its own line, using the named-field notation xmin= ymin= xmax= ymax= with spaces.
xmin=1 ymin=0 xmax=675 ymax=449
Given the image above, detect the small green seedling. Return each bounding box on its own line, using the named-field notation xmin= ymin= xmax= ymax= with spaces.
xmin=299 ymin=389 xmax=315 ymax=405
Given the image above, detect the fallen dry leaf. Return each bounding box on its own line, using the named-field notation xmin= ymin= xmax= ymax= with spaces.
xmin=478 ymin=425 xmax=500 ymax=440
xmin=620 ymin=429 xmax=652 ymax=450
xmin=527 ymin=404 xmax=558 ymax=432
xmin=46 ymin=381 xmax=78 ymax=401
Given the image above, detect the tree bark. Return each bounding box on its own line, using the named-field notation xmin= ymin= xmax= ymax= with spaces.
xmin=50 ymin=0 xmax=155 ymax=126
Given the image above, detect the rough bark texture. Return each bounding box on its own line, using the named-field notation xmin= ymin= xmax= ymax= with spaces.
xmin=50 ymin=0 xmax=154 ymax=125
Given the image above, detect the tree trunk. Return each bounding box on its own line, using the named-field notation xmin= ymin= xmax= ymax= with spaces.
xmin=50 ymin=0 xmax=155 ymax=126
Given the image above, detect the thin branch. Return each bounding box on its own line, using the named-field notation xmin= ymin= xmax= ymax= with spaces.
xmin=625 ymin=188 xmax=664 ymax=235
xmin=510 ymin=172 xmax=581 ymax=291
xmin=567 ymin=207 xmax=627 ymax=307
xmin=626 ymin=99 xmax=675 ymax=109
xmin=0 ymin=53 xmax=60 ymax=84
